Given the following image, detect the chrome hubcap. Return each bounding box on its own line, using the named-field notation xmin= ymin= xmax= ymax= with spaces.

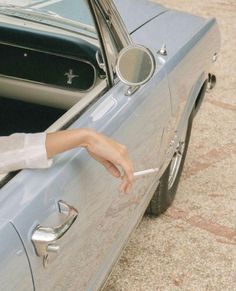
xmin=168 ymin=141 xmax=185 ymax=189
xmin=168 ymin=121 xmax=189 ymax=190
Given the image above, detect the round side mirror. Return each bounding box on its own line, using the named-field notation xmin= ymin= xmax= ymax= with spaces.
xmin=116 ymin=45 xmax=155 ymax=86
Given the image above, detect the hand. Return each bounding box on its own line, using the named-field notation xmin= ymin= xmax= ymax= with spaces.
xmin=46 ymin=128 xmax=134 ymax=193
xmin=85 ymin=131 xmax=134 ymax=193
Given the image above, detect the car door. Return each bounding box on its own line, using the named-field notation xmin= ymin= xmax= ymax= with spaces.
xmin=0 ymin=219 xmax=33 ymax=291
xmin=1 ymin=72 xmax=171 ymax=291
xmin=0 ymin=2 xmax=172 ymax=291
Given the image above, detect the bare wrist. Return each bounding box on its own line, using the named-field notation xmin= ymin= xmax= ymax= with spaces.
xmin=78 ymin=128 xmax=97 ymax=149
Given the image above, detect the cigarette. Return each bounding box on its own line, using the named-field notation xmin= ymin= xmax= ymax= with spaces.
xmin=134 ymin=168 xmax=159 ymax=177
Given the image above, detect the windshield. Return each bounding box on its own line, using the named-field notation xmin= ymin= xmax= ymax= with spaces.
xmin=0 ymin=0 xmax=96 ymax=37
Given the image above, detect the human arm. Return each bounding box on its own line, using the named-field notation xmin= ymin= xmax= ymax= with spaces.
xmin=0 ymin=132 xmax=52 ymax=175
xmin=0 ymin=129 xmax=134 ymax=193
xmin=46 ymin=128 xmax=134 ymax=193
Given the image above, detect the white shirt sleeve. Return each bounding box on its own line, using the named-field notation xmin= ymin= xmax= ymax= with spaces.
xmin=0 ymin=132 xmax=53 ymax=174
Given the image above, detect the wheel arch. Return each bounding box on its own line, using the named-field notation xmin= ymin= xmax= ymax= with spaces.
xmin=193 ymin=78 xmax=208 ymax=117
xmin=175 ymin=72 xmax=207 ymax=143
xmin=187 ymin=72 xmax=208 ymax=120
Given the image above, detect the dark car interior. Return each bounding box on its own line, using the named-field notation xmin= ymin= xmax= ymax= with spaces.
xmin=0 ymin=97 xmax=65 ymax=136
xmin=0 ymin=22 xmax=104 ymax=136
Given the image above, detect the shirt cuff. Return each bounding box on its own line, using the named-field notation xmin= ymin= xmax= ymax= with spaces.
xmin=24 ymin=132 xmax=53 ymax=169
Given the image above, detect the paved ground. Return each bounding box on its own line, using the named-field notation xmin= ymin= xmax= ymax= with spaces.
xmin=104 ymin=1 xmax=236 ymax=290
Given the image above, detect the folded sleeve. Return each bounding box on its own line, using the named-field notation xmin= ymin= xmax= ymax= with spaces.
xmin=0 ymin=132 xmax=53 ymax=174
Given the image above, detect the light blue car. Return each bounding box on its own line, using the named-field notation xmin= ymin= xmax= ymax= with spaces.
xmin=0 ymin=0 xmax=220 ymax=290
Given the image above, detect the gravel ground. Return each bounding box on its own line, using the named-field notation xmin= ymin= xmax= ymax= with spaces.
xmin=104 ymin=1 xmax=236 ymax=290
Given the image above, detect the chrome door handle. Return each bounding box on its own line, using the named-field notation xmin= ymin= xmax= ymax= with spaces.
xmin=32 ymin=200 xmax=78 ymax=266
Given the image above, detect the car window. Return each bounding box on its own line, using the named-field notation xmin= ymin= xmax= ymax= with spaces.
xmin=0 ymin=0 xmax=97 ymax=38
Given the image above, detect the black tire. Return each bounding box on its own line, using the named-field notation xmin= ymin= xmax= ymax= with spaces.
xmin=146 ymin=111 xmax=194 ymax=216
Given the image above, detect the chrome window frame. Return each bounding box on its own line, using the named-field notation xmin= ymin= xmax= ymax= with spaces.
xmin=96 ymin=0 xmax=132 ymax=48
xmin=88 ymin=0 xmax=133 ymax=86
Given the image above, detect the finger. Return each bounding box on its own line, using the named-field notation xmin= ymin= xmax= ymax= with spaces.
xmin=119 ymin=173 xmax=133 ymax=193
xmin=119 ymin=179 xmax=131 ymax=194
xmin=102 ymin=160 xmax=121 ymax=178
xmin=119 ymin=180 xmax=126 ymax=193
xmin=104 ymin=161 xmax=121 ymax=178
xmin=119 ymin=171 xmax=133 ymax=194
xmin=120 ymin=160 xmax=134 ymax=186
xmin=126 ymin=183 xmax=133 ymax=194
xmin=88 ymin=151 xmax=121 ymax=178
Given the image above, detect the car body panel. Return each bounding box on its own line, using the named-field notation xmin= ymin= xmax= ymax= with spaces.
xmin=131 ymin=11 xmax=220 ymax=161
xmin=0 ymin=219 xmax=33 ymax=291
xmin=113 ymin=0 xmax=168 ymax=33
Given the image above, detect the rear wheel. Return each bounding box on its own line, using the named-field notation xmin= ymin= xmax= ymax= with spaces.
xmin=146 ymin=111 xmax=194 ymax=216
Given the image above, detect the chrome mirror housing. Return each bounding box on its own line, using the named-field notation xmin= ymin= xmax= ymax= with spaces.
xmin=116 ymin=44 xmax=155 ymax=87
